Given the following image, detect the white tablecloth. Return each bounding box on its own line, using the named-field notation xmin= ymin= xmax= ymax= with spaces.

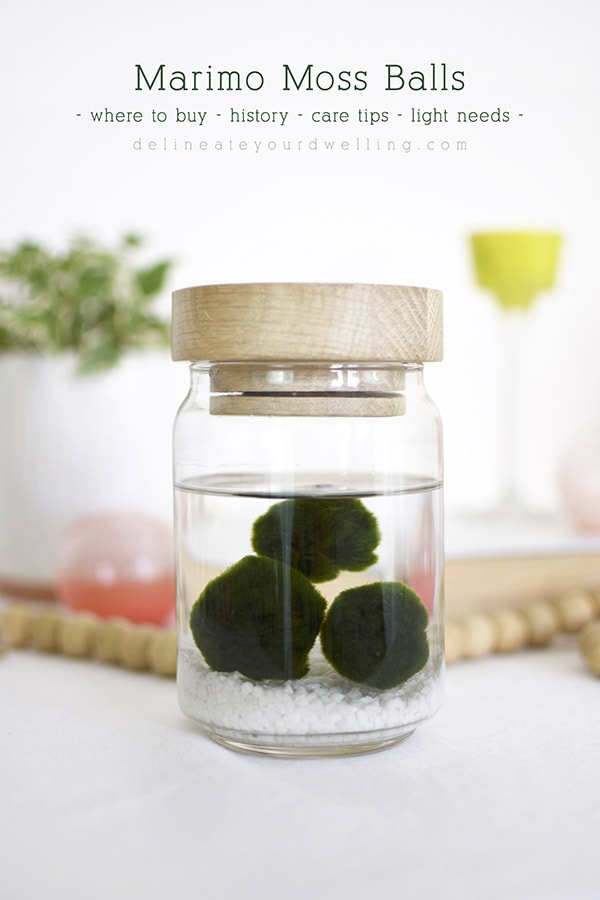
xmin=2 ymin=643 xmax=599 ymax=900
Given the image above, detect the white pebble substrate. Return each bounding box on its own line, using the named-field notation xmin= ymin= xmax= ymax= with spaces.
xmin=178 ymin=646 xmax=440 ymax=736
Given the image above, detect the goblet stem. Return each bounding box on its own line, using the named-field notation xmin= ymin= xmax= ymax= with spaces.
xmin=497 ymin=308 xmax=527 ymax=516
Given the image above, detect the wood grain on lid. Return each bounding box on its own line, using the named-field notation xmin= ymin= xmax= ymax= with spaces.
xmin=171 ymin=282 xmax=443 ymax=363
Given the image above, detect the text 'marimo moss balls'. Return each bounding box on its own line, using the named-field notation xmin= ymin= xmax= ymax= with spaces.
xmin=251 ymin=497 xmax=381 ymax=583
xmin=189 ymin=555 xmax=326 ymax=681
xmin=320 ymin=582 xmax=430 ymax=690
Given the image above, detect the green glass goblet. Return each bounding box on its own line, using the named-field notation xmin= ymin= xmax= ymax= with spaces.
xmin=469 ymin=230 xmax=562 ymax=516
xmin=471 ymin=231 xmax=561 ymax=312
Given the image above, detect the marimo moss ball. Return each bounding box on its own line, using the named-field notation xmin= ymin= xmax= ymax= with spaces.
xmin=320 ymin=581 xmax=430 ymax=690
xmin=251 ymin=497 xmax=380 ymax=583
xmin=189 ymin=555 xmax=326 ymax=681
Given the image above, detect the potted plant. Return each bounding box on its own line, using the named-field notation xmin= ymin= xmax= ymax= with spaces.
xmin=0 ymin=234 xmax=183 ymax=597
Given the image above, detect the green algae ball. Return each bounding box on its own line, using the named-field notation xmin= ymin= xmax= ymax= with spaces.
xmin=251 ymin=497 xmax=380 ymax=583
xmin=189 ymin=555 xmax=326 ymax=681
xmin=320 ymin=581 xmax=430 ymax=690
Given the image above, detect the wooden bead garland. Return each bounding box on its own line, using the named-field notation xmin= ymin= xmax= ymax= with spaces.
xmin=489 ymin=609 xmax=530 ymax=654
xmin=57 ymin=614 xmax=99 ymax=658
xmin=552 ymin=589 xmax=599 ymax=633
xmin=579 ymin=621 xmax=600 ymax=676
xmin=119 ymin=625 xmax=162 ymax=671
xmin=443 ymin=621 xmax=465 ymax=665
xmin=444 ymin=587 xmax=600 ymax=676
xmin=149 ymin=630 xmax=179 ymax=677
xmin=520 ymin=601 xmax=560 ymax=647
xmin=460 ymin=613 xmax=496 ymax=659
xmin=94 ymin=619 xmax=131 ymax=664
xmin=1 ymin=585 xmax=600 ymax=680
xmin=0 ymin=604 xmax=177 ymax=677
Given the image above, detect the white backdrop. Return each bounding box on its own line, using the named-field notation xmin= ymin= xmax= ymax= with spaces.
xmin=1 ymin=0 xmax=599 ymax=518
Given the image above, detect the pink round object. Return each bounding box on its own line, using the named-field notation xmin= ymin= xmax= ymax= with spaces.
xmin=559 ymin=441 xmax=600 ymax=532
xmin=56 ymin=513 xmax=176 ymax=624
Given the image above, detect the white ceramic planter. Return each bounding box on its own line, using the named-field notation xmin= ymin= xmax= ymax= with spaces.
xmin=0 ymin=351 xmax=188 ymax=595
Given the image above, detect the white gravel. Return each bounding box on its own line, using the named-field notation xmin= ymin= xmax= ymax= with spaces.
xmin=178 ymin=644 xmax=441 ymax=738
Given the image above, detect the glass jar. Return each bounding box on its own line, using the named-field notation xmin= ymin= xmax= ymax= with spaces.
xmin=171 ymin=283 xmax=444 ymax=757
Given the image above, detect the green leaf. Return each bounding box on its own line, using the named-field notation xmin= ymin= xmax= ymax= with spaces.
xmin=135 ymin=261 xmax=171 ymax=297
xmin=0 ymin=233 xmax=173 ymax=374
xmin=122 ymin=233 xmax=143 ymax=248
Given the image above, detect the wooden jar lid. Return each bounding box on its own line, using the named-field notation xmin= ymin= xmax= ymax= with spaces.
xmin=171 ymin=283 xmax=443 ymax=363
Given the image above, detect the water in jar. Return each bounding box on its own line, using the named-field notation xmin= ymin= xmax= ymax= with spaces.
xmin=174 ymin=473 xmax=444 ymax=755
